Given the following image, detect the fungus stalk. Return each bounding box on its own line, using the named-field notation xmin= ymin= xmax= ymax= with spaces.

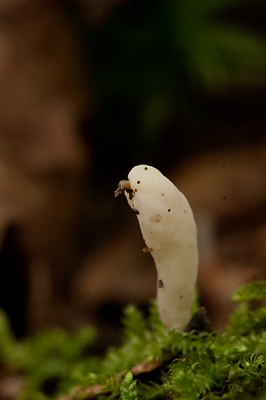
xmin=115 ymin=165 xmax=198 ymax=331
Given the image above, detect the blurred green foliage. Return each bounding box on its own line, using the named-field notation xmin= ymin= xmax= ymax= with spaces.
xmin=87 ymin=0 xmax=266 ymax=159
xmin=0 ymin=310 xmax=97 ymax=398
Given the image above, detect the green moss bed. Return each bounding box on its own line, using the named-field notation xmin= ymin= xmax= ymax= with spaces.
xmin=1 ymin=281 xmax=266 ymax=400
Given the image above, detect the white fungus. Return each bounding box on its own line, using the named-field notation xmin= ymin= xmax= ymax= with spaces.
xmin=115 ymin=165 xmax=198 ymax=331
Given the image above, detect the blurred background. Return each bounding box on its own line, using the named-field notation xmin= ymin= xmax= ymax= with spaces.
xmin=0 ymin=0 xmax=266 ymax=348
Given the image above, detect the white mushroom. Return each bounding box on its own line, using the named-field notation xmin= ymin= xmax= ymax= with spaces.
xmin=115 ymin=165 xmax=198 ymax=330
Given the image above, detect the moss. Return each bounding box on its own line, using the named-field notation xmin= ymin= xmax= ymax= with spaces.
xmin=1 ymin=282 xmax=266 ymax=399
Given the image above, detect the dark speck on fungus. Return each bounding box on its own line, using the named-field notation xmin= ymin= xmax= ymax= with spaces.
xmin=158 ymin=279 xmax=164 ymax=288
xmin=137 ymin=181 xmax=140 ymax=184
xmin=168 ymin=209 xmax=171 ymax=212
xmin=144 ymin=167 xmax=148 ymax=170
